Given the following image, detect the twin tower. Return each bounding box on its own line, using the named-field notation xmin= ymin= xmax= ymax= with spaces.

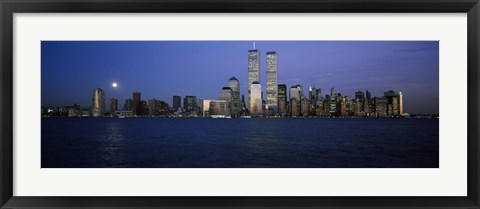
xmin=247 ymin=48 xmax=278 ymax=116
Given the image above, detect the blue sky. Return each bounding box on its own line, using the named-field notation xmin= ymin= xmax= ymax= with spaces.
xmin=41 ymin=41 xmax=439 ymax=114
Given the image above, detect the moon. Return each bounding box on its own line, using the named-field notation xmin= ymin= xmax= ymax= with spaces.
xmin=112 ymin=82 xmax=118 ymax=88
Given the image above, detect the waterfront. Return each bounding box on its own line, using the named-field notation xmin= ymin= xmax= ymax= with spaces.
xmin=41 ymin=118 xmax=439 ymax=168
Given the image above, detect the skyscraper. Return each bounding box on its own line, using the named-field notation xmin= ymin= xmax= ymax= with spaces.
xmin=123 ymin=99 xmax=132 ymax=111
xmin=366 ymin=90 xmax=373 ymax=114
xmin=92 ymin=88 xmax=105 ymax=117
xmin=226 ymin=77 xmax=241 ymax=117
xmin=201 ymin=99 xmax=212 ymax=116
xmin=289 ymin=85 xmax=302 ymax=101
xmin=290 ymin=98 xmax=299 ymax=117
xmin=399 ymin=92 xmax=403 ymax=115
xmin=250 ymin=81 xmax=262 ymax=116
xmin=329 ymin=88 xmax=336 ymax=114
xmin=132 ymin=91 xmax=141 ymax=115
xmin=289 ymin=85 xmax=302 ymax=116
xmin=173 ymin=95 xmax=181 ymax=111
xmin=278 ymin=84 xmax=287 ymax=116
xmin=220 ymin=87 xmax=233 ymax=115
xmin=384 ymin=90 xmax=401 ymax=116
xmin=241 ymin=95 xmax=247 ymax=115
xmin=266 ymin=51 xmax=278 ymax=113
xmin=148 ymin=99 xmax=157 ymax=116
xmin=248 ymin=49 xmax=260 ymax=112
xmin=375 ymin=97 xmax=388 ymax=117
xmin=110 ymin=98 xmax=118 ymax=114
xmin=184 ymin=96 xmax=198 ymax=114
xmin=140 ymin=100 xmax=148 ymax=116
xmin=301 ymin=96 xmax=308 ymax=116
xmin=338 ymin=98 xmax=347 ymax=116
xmin=309 ymin=86 xmax=317 ymax=115
xmin=355 ymin=91 xmax=365 ymax=111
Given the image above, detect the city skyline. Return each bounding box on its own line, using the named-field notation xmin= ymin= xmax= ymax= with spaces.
xmin=41 ymin=41 xmax=439 ymax=114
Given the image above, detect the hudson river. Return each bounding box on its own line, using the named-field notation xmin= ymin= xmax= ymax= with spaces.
xmin=41 ymin=118 xmax=439 ymax=168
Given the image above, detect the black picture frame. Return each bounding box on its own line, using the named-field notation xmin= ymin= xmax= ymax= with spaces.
xmin=1 ymin=0 xmax=479 ymax=208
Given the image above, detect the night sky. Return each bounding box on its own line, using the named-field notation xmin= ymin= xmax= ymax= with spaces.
xmin=41 ymin=41 xmax=439 ymax=114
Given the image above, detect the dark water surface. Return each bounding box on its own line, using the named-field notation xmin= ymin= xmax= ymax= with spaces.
xmin=41 ymin=118 xmax=439 ymax=168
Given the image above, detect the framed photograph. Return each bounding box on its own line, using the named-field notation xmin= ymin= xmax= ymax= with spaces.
xmin=1 ymin=0 xmax=479 ymax=208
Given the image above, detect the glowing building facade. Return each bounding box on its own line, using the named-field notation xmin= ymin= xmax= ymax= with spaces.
xmin=209 ymin=100 xmax=230 ymax=116
xmin=289 ymin=85 xmax=302 ymax=116
xmin=399 ymin=92 xmax=403 ymax=115
xmin=248 ymin=49 xmax=260 ymax=111
xmin=226 ymin=77 xmax=241 ymax=117
xmin=250 ymin=82 xmax=263 ymax=116
xmin=278 ymin=84 xmax=287 ymax=116
xmin=266 ymin=51 xmax=278 ymax=113
xmin=92 ymin=88 xmax=105 ymax=117
xmin=220 ymin=87 xmax=233 ymax=115
xmin=202 ymin=99 xmax=212 ymax=116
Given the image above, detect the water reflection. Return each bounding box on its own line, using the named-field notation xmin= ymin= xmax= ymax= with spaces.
xmin=99 ymin=120 xmax=126 ymax=167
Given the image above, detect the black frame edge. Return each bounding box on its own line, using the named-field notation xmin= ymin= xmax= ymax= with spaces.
xmin=0 ymin=0 xmax=478 ymax=13
xmin=1 ymin=0 xmax=480 ymax=209
xmin=468 ymin=1 xmax=480 ymax=207
xmin=0 ymin=0 xmax=13 ymax=208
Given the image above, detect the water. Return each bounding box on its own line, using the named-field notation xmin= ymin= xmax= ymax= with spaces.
xmin=41 ymin=118 xmax=439 ymax=168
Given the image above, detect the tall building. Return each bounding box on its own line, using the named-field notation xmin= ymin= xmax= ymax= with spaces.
xmin=184 ymin=96 xmax=198 ymax=114
xmin=220 ymin=87 xmax=233 ymax=115
xmin=366 ymin=90 xmax=373 ymax=114
xmin=278 ymin=84 xmax=287 ymax=116
xmin=301 ymin=96 xmax=308 ymax=116
xmin=248 ymin=49 xmax=260 ymax=111
xmin=308 ymin=86 xmax=318 ymax=115
xmin=345 ymin=96 xmax=353 ymax=112
xmin=148 ymin=99 xmax=157 ymax=116
xmin=329 ymin=88 xmax=337 ymax=114
xmin=124 ymin=99 xmax=132 ymax=111
xmin=399 ymin=92 xmax=403 ymax=115
xmin=290 ymin=98 xmax=299 ymax=117
xmin=289 ymin=85 xmax=302 ymax=116
xmin=140 ymin=100 xmax=148 ymax=116
xmin=309 ymin=86 xmax=317 ymax=104
xmin=250 ymin=82 xmax=263 ymax=116
xmin=92 ymin=88 xmax=105 ymax=117
xmin=322 ymin=95 xmax=330 ymax=115
xmin=375 ymin=97 xmax=388 ymax=117
xmin=289 ymin=85 xmax=302 ymax=101
xmin=201 ymin=99 xmax=212 ymax=116
xmin=384 ymin=90 xmax=401 ymax=116
xmin=226 ymin=77 xmax=241 ymax=117
xmin=337 ymin=98 xmax=347 ymax=116
xmin=316 ymin=88 xmax=323 ymax=107
xmin=110 ymin=98 xmax=118 ymax=114
xmin=132 ymin=91 xmax=141 ymax=115
xmin=266 ymin=51 xmax=278 ymax=113
xmin=173 ymin=96 xmax=181 ymax=111
xmin=241 ymin=95 xmax=247 ymax=115
xmin=355 ymin=91 xmax=365 ymax=111
xmin=352 ymin=99 xmax=362 ymax=115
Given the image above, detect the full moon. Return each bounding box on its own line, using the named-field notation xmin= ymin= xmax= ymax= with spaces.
xmin=112 ymin=82 xmax=118 ymax=88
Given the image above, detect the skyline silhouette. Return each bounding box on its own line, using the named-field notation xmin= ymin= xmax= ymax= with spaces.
xmin=41 ymin=41 xmax=439 ymax=114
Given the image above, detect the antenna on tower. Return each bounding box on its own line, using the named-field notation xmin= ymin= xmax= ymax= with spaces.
xmin=253 ymin=41 xmax=256 ymax=49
